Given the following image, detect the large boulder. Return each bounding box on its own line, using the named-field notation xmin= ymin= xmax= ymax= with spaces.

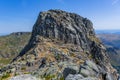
xmin=63 ymin=65 xmax=79 ymax=78
xmin=65 ymin=74 xmax=98 ymax=80
xmin=79 ymin=60 xmax=99 ymax=77
xmin=10 ymin=74 xmax=39 ymax=80
xmin=65 ymin=74 xmax=84 ymax=80
xmin=105 ymin=73 xmax=114 ymax=80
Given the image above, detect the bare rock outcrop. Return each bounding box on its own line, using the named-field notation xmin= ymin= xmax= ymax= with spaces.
xmin=0 ymin=10 xmax=119 ymax=80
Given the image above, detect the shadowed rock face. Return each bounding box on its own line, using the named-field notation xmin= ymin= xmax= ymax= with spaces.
xmin=3 ymin=10 xmax=119 ymax=80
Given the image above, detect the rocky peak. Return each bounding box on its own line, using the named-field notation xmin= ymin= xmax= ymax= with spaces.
xmin=10 ymin=32 xmax=31 ymax=36
xmin=32 ymin=9 xmax=95 ymax=44
xmin=16 ymin=10 xmax=114 ymax=68
xmin=1 ymin=10 xmax=118 ymax=80
xmin=22 ymin=9 xmax=96 ymax=57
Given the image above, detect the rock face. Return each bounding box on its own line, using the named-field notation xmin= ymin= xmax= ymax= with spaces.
xmin=16 ymin=10 xmax=95 ymax=57
xmin=0 ymin=10 xmax=119 ymax=80
xmin=32 ymin=10 xmax=94 ymax=46
xmin=16 ymin=10 xmax=109 ymax=65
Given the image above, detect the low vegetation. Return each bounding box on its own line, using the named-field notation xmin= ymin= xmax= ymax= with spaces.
xmin=0 ymin=32 xmax=31 ymax=68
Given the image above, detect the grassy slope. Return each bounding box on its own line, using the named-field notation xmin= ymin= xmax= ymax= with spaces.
xmin=0 ymin=32 xmax=31 ymax=68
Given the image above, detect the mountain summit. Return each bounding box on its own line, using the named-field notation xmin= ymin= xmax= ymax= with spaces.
xmin=0 ymin=10 xmax=119 ymax=80
xmin=16 ymin=9 xmax=95 ymax=58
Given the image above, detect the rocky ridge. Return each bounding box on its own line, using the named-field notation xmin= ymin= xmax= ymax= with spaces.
xmin=0 ymin=10 xmax=119 ymax=80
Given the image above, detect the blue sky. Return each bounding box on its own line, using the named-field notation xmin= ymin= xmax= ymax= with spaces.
xmin=0 ymin=0 xmax=120 ymax=33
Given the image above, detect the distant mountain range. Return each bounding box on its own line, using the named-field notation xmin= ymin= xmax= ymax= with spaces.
xmin=0 ymin=33 xmax=9 ymax=36
xmin=97 ymin=30 xmax=120 ymax=74
xmin=0 ymin=32 xmax=29 ymax=36
xmin=1 ymin=30 xmax=120 ymax=36
xmin=96 ymin=30 xmax=120 ymax=34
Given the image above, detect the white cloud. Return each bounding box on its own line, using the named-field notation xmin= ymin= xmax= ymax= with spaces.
xmin=112 ymin=0 xmax=119 ymax=5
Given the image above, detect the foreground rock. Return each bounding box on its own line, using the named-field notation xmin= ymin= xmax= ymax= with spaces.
xmin=10 ymin=74 xmax=38 ymax=80
xmin=0 ymin=10 xmax=119 ymax=80
xmin=65 ymin=74 xmax=97 ymax=80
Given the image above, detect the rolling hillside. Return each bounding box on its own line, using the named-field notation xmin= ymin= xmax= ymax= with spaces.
xmin=0 ymin=32 xmax=31 ymax=68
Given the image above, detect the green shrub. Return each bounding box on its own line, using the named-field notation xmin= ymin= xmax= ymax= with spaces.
xmin=21 ymin=67 xmax=26 ymax=71
xmin=44 ymin=75 xmax=55 ymax=80
xmin=1 ymin=73 xmax=11 ymax=80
